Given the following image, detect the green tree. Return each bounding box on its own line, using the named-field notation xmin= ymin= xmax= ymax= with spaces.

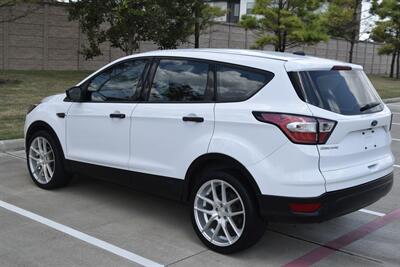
xmin=240 ymin=0 xmax=328 ymax=52
xmin=370 ymin=0 xmax=400 ymax=79
xmin=68 ymin=0 xmax=194 ymax=59
xmin=323 ymin=0 xmax=362 ymax=63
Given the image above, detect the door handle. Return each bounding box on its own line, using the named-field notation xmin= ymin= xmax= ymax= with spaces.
xmin=110 ymin=113 xmax=126 ymax=119
xmin=182 ymin=116 xmax=204 ymax=123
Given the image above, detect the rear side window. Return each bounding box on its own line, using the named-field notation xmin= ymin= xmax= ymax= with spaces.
xmin=149 ymin=59 xmax=210 ymax=102
xmin=289 ymin=70 xmax=383 ymax=115
xmin=216 ymin=65 xmax=274 ymax=102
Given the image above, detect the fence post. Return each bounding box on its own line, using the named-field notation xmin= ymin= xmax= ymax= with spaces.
xmin=43 ymin=3 xmax=49 ymax=70
xmin=2 ymin=7 xmax=10 ymax=70
xmin=371 ymin=42 xmax=375 ymax=74
xmin=208 ymin=25 xmax=212 ymax=48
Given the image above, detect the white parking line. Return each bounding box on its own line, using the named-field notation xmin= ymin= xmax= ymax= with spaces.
xmin=392 ymin=123 xmax=400 ymax=126
xmin=392 ymin=138 xmax=400 ymax=142
xmin=394 ymin=164 xmax=400 ymax=168
xmin=387 ymin=103 xmax=400 ymax=107
xmin=392 ymin=112 xmax=400 ymax=115
xmin=359 ymin=209 xmax=386 ymax=217
xmin=0 ymin=200 xmax=164 ymax=267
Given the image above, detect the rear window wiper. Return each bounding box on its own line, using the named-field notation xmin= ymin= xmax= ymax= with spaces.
xmin=360 ymin=102 xmax=381 ymax=112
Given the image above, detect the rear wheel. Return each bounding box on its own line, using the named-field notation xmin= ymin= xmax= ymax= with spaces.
xmin=27 ymin=130 xmax=70 ymax=189
xmin=190 ymin=170 xmax=265 ymax=253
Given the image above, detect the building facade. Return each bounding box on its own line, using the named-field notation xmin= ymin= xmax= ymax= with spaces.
xmin=208 ymin=0 xmax=254 ymax=23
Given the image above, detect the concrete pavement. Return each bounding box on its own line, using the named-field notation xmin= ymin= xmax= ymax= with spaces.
xmin=1 ymin=107 xmax=400 ymax=266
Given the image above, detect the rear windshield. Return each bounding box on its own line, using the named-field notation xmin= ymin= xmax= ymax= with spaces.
xmin=288 ymin=70 xmax=383 ymax=115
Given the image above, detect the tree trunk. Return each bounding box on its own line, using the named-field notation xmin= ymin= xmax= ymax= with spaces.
xmin=396 ymin=49 xmax=400 ymax=79
xmin=194 ymin=8 xmax=200 ymax=48
xmin=349 ymin=40 xmax=355 ymax=63
xmin=348 ymin=0 xmax=361 ymax=63
xmin=390 ymin=50 xmax=396 ymax=78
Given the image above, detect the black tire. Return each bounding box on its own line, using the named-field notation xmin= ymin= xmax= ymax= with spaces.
xmin=26 ymin=130 xmax=70 ymax=189
xmin=190 ymin=169 xmax=265 ymax=254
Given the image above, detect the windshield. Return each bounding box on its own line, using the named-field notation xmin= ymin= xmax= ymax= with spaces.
xmin=288 ymin=70 xmax=383 ymax=115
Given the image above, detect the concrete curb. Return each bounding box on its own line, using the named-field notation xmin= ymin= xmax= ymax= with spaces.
xmin=0 ymin=139 xmax=24 ymax=152
xmin=383 ymin=97 xmax=400 ymax=104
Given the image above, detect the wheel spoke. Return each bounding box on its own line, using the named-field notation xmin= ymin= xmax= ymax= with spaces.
xmin=29 ymin=155 xmax=40 ymax=161
xmin=43 ymin=165 xmax=50 ymax=182
xmin=221 ymin=223 xmax=233 ymax=244
xmin=45 ymin=164 xmax=54 ymax=177
xmin=226 ymin=197 xmax=239 ymax=206
xmin=211 ymin=222 xmax=221 ymax=241
xmin=194 ymin=206 xmax=214 ymax=216
xmin=43 ymin=140 xmax=48 ymax=154
xmin=228 ymin=210 xmax=244 ymax=217
xmin=221 ymin=181 xmax=227 ymax=203
xmin=30 ymin=146 xmax=40 ymax=155
xmin=211 ymin=181 xmax=219 ymax=203
xmin=37 ymin=138 xmax=43 ymax=154
xmin=201 ymin=214 xmax=218 ymax=233
xmin=197 ymin=194 xmax=214 ymax=206
xmin=227 ymin=217 xmax=241 ymax=237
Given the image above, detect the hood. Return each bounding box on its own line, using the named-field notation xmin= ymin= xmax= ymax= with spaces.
xmin=41 ymin=93 xmax=66 ymax=103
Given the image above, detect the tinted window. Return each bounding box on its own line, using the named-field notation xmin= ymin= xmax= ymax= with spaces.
xmin=290 ymin=70 xmax=383 ymax=115
xmin=149 ymin=60 xmax=210 ymax=102
xmin=217 ymin=65 xmax=273 ymax=102
xmin=87 ymin=60 xmax=147 ymax=101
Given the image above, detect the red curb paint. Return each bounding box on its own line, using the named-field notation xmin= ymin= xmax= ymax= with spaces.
xmin=283 ymin=208 xmax=400 ymax=267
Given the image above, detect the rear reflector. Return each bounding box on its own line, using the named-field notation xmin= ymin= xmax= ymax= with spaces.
xmin=289 ymin=203 xmax=321 ymax=213
xmin=253 ymin=112 xmax=336 ymax=145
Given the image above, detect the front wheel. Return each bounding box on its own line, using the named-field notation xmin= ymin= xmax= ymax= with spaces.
xmin=190 ymin=170 xmax=265 ymax=254
xmin=27 ymin=130 xmax=70 ymax=189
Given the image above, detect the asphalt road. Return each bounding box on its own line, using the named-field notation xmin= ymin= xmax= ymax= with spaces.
xmin=1 ymin=105 xmax=400 ymax=267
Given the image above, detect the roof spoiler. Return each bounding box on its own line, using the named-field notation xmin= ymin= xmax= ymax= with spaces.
xmin=293 ymin=51 xmax=305 ymax=56
xmin=331 ymin=65 xmax=352 ymax=71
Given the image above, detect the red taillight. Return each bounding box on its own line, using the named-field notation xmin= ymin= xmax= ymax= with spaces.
xmin=253 ymin=112 xmax=336 ymax=145
xmin=289 ymin=203 xmax=321 ymax=213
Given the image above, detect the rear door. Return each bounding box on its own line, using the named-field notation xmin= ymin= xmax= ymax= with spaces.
xmin=290 ymin=69 xmax=394 ymax=191
xmin=129 ymin=58 xmax=215 ymax=179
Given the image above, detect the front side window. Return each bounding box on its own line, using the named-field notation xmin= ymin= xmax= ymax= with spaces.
xmin=149 ymin=59 xmax=210 ymax=102
xmin=87 ymin=60 xmax=147 ymax=102
xmin=216 ymin=65 xmax=274 ymax=102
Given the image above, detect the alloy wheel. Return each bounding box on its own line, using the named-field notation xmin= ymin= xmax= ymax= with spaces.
xmin=28 ymin=136 xmax=55 ymax=184
xmin=194 ymin=179 xmax=246 ymax=247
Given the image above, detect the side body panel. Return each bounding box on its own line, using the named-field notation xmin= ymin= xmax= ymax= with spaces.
xmin=66 ymin=102 xmax=137 ymax=170
xmin=24 ymin=94 xmax=71 ymax=152
xmin=209 ymin=62 xmax=327 ymax=197
xmin=130 ymin=103 xmax=215 ymax=179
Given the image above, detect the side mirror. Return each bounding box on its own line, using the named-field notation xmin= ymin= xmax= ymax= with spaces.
xmin=66 ymin=86 xmax=83 ymax=102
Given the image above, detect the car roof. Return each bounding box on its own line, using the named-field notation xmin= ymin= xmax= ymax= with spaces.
xmin=132 ymin=49 xmax=363 ymax=71
xmin=78 ymin=48 xmax=362 ymax=86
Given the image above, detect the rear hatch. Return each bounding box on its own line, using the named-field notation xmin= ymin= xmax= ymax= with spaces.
xmin=288 ymin=67 xmax=394 ymax=191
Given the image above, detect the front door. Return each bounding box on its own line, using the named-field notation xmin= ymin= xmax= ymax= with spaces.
xmin=66 ymin=59 xmax=148 ymax=169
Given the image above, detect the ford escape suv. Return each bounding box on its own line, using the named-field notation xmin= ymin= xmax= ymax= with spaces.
xmin=24 ymin=49 xmax=394 ymax=253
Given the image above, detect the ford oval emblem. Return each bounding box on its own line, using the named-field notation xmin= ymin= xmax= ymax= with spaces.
xmin=371 ymin=120 xmax=378 ymax=127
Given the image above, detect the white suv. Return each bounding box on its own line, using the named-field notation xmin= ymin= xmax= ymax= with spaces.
xmin=24 ymin=49 xmax=394 ymax=253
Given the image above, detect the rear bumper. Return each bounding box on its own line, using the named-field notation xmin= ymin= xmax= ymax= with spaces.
xmin=257 ymin=172 xmax=393 ymax=223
